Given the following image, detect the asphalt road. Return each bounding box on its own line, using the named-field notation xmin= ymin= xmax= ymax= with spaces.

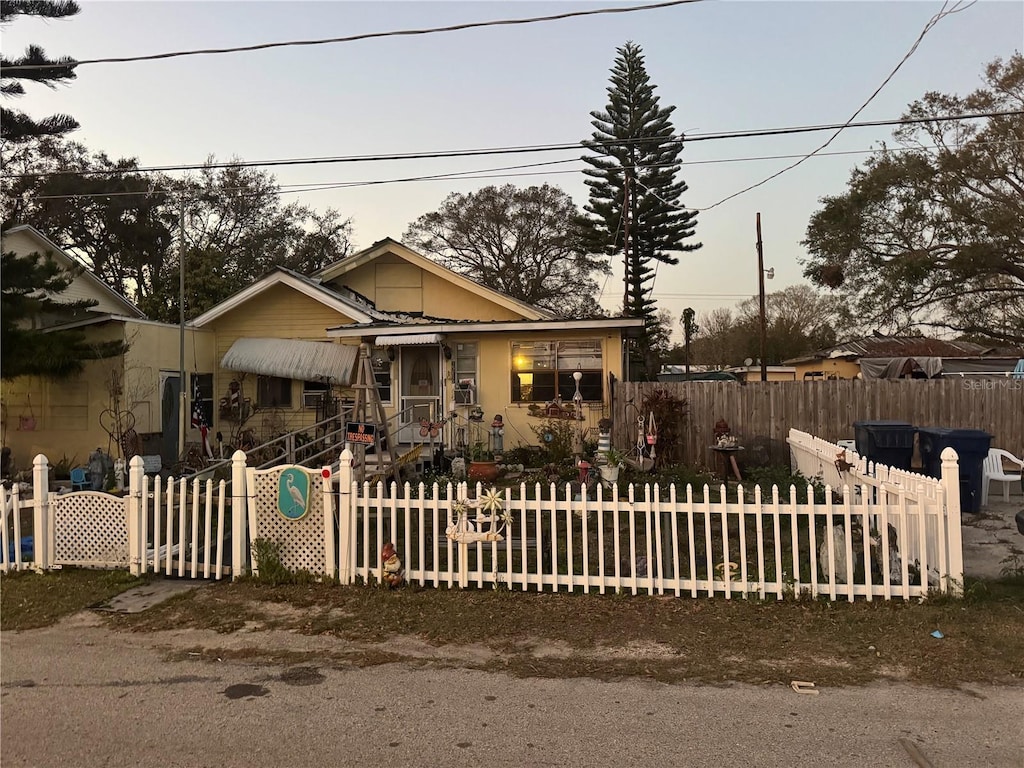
xmin=2 ymin=617 xmax=1022 ymax=768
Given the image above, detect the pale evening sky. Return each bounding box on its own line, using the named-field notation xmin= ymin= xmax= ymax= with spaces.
xmin=4 ymin=1 xmax=1022 ymax=340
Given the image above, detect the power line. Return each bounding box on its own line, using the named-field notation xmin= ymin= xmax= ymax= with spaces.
xmin=17 ymin=134 xmax=1024 ymax=203
xmin=4 ymin=109 xmax=1017 ymax=182
xmin=0 ymin=0 xmax=703 ymax=73
xmin=702 ymin=0 xmax=978 ymax=210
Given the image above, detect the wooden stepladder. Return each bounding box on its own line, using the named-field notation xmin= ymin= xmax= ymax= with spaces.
xmin=349 ymin=343 xmax=402 ymax=486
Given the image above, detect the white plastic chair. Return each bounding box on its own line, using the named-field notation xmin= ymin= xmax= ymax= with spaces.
xmin=981 ymin=449 xmax=1024 ymax=506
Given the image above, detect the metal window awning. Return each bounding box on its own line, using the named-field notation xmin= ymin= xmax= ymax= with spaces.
xmin=373 ymin=333 xmax=445 ymax=346
xmin=220 ymin=337 xmax=357 ymax=385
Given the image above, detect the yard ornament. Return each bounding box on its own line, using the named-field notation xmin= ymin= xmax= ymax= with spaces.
xmin=445 ymin=487 xmax=511 ymax=543
xmin=381 ymin=542 xmax=405 ymax=589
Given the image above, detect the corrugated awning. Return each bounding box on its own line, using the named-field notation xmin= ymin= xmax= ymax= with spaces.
xmin=221 ymin=338 xmax=357 ymax=385
xmin=374 ymin=333 xmax=445 ymax=346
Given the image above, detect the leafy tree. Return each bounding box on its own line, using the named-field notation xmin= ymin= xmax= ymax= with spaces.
xmin=581 ymin=41 xmax=701 ymax=376
xmin=687 ymin=285 xmax=842 ymax=367
xmin=1 ymin=248 xmax=125 ymax=379
xmin=2 ymin=138 xmax=176 ymax=305
xmin=1 ymin=0 xmax=80 ymax=143
xmin=2 ymin=143 xmax=354 ymax=321
xmin=802 ymin=54 xmax=1024 ymax=346
xmin=404 ymin=184 xmax=609 ymax=317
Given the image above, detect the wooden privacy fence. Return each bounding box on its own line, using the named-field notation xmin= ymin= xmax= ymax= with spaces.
xmin=612 ymin=379 xmax=1024 ymax=468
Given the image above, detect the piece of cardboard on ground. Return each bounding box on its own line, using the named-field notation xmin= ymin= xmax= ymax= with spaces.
xmin=93 ymin=579 xmax=209 ymax=614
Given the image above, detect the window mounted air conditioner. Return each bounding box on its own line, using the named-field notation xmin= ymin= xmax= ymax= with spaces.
xmin=454 ymin=378 xmax=476 ymax=405
xmin=303 ymin=392 xmax=326 ymax=409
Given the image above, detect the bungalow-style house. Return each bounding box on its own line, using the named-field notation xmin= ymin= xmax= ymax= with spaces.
xmin=785 ymin=336 xmax=1023 ymax=380
xmin=4 ymin=229 xmax=640 ymax=474
xmin=191 ymin=237 xmax=643 ymax=457
xmin=1 ymin=225 xmax=215 ymax=474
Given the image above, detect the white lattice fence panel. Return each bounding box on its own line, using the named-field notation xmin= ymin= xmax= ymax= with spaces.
xmin=249 ymin=467 xmax=327 ymax=575
xmin=52 ymin=492 xmax=129 ymax=568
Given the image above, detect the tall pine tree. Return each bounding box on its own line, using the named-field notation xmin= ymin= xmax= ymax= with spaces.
xmin=1 ymin=0 xmax=81 ymax=143
xmin=582 ymin=42 xmax=700 ymax=379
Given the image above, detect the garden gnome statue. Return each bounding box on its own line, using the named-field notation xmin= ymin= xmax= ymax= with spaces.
xmin=451 ymin=456 xmax=466 ymax=481
xmin=490 ymin=415 xmax=505 ymax=454
xmin=381 ymin=542 xmax=405 ymax=589
xmin=87 ymin=447 xmax=108 ymax=490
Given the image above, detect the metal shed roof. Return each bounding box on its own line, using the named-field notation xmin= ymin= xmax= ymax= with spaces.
xmin=221 ymin=338 xmax=357 ymax=385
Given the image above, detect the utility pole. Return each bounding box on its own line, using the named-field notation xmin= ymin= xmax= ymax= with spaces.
xmin=622 ymin=174 xmax=630 ymax=314
xmin=682 ymin=307 xmax=695 ymax=376
xmin=756 ymin=212 xmax=768 ymax=383
xmin=178 ymin=193 xmax=187 ymax=459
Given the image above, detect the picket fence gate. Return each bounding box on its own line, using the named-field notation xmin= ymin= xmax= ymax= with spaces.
xmin=2 ymin=438 xmax=966 ymax=601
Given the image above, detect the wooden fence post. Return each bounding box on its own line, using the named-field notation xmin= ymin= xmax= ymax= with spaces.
xmin=337 ymin=448 xmax=354 ymax=584
xmin=231 ymin=450 xmax=248 ymax=580
xmin=32 ymin=454 xmax=49 ymax=571
xmin=939 ymin=447 xmax=964 ymax=596
xmin=127 ymin=455 xmax=145 ymax=576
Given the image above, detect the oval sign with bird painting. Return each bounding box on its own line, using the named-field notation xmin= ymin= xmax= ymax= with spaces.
xmin=277 ymin=468 xmax=312 ymax=520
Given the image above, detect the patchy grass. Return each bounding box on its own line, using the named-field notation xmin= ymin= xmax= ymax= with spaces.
xmin=0 ymin=568 xmax=145 ymax=631
xmin=104 ymin=574 xmax=1024 ymax=688
xmin=5 ymin=566 xmax=1022 ymax=688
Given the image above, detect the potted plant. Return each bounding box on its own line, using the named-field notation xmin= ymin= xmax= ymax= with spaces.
xmin=468 ymin=442 xmax=499 ymax=483
xmin=599 ymin=447 xmax=626 ymax=484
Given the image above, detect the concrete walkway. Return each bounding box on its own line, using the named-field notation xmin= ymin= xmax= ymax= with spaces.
xmin=962 ymin=490 xmax=1024 ymax=581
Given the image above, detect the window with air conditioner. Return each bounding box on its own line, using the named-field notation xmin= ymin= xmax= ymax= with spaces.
xmin=302 ymin=380 xmax=330 ymax=409
xmin=453 ymin=342 xmax=478 ymax=404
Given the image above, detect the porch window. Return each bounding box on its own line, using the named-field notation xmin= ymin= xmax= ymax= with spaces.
xmin=454 ymin=342 xmax=478 ymax=404
xmin=257 ymin=375 xmax=293 ymax=408
xmin=190 ymin=373 xmax=214 ymax=426
xmin=511 ymin=340 xmax=603 ymax=402
xmin=371 ymin=349 xmax=392 ymax=403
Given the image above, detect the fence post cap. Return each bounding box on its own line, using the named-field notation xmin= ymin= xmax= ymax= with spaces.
xmin=940 ymin=447 xmax=959 ymax=462
xmin=32 ymin=454 xmax=48 ymax=467
xmin=129 ymin=454 xmax=145 ymax=469
xmin=231 ymin=449 xmax=247 ymax=462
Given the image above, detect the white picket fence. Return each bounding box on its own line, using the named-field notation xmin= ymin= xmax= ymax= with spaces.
xmin=2 ymin=454 xmax=244 ymax=579
xmin=3 ymin=436 xmax=966 ymax=600
xmin=788 ymin=428 xmax=964 ymax=586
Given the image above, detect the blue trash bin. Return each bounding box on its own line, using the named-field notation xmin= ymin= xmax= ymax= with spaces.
xmin=916 ymin=427 xmax=993 ymax=513
xmin=853 ymin=420 xmax=916 ymax=471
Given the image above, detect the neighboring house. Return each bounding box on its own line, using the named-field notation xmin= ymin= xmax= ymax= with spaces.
xmin=724 ymin=365 xmax=797 ymax=382
xmin=1 ymin=226 xmax=214 ymax=473
xmin=193 ymin=237 xmax=644 ymax=453
xmin=785 ymin=336 xmax=1023 ymax=380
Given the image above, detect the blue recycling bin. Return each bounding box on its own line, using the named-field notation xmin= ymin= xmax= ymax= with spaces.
xmin=853 ymin=420 xmax=916 ymax=471
xmin=917 ymin=427 xmax=993 ymax=513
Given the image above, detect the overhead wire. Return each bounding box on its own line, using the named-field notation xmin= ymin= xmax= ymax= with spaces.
xmin=0 ymin=0 xmax=704 ymax=72
xmin=16 ymin=134 xmax=1024 ymax=203
xmin=701 ymin=0 xmax=978 ymax=210
xmin=4 ymin=108 xmax=1018 ymax=185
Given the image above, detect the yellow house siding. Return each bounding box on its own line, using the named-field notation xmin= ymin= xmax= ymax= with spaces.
xmin=205 ymin=284 xmax=358 ymax=442
xmin=0 ymin=320 xmax=220 ymax=470
xmin=122 ymin=322 xmax=216 ymax=435
xmin=325 ymin=254 xmax=529 ymax=321
xmin=452 ymin=329 xmax=623 ymax=450
xmin=792 ymin=359 xmax=861 ymax=380
xmin=3 ymin=230 xmax=131 ymax=316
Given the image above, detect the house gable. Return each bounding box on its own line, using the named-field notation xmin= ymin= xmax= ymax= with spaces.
xmin=191 ymin=269 xmax=375 ymax=328
xmin=2 ymin=225 xmax=144 ymax=321
xmin=316 ymin=238 xmax=552 ymax=322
